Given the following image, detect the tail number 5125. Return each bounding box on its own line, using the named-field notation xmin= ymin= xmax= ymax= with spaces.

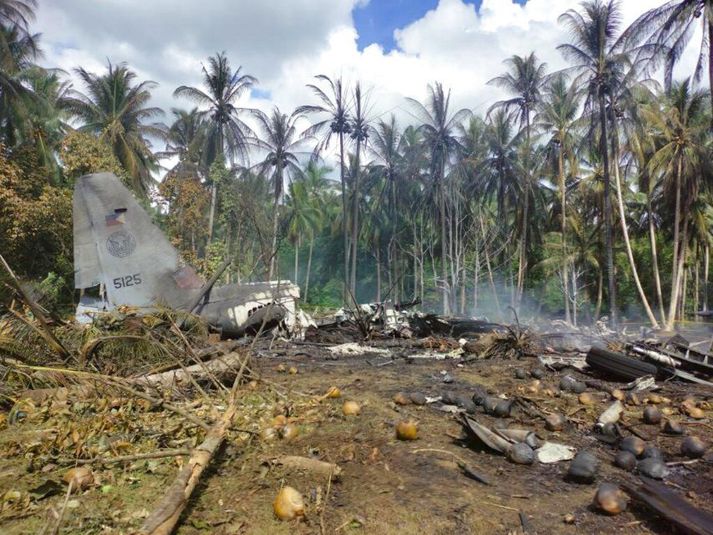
xmin=113 ymin=273 xmax=142 ymax=289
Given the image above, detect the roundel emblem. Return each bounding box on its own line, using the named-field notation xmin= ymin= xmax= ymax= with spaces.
xmin=106 ymin=230 xmax=137 ymax=258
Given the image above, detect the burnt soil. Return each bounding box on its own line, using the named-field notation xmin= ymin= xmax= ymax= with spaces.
xmin=1 ymin=338 xmax=712 ymax=534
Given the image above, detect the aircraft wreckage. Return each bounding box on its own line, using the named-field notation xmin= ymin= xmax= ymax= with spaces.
xmin=72 ymin=172 xmax=300 ymax=336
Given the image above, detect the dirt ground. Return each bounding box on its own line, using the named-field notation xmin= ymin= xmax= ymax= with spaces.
xmin=1 ymin=338 xmax=712 ymax=534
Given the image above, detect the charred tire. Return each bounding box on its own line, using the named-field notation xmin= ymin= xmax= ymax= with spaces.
xmin=586 ymin=346 xmax=658 ymax=381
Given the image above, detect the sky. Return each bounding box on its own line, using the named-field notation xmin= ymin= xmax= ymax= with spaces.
xmin=33 ymin=0 xmax=699 ymax=165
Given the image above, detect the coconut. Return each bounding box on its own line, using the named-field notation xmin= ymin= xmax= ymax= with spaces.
xmin=647 ymin=393 xmax=663 ymax=404
xmin=409 ymin=392 xmax=427 ymax=406
xmin=600 ymin=422 xmax=619 ymax=439
xmin=563 ymin=513 xmax=576 ymax=524
xmin=456 ymin=395 xmax=478 ymax=414
xmin=545 ymin=413 xmax=566 ymax=432
xmin=471 ymin=385 xmax=489 ymax=405
xmin=526 ymin=380 xmax=542 ymax=394
xmin=393 ymin=392 xmax=412 ymax=406
xmin=531 ymin=368 xmax=545 ymax=379
xmin=63 ymin=467 xmax=94 ymax=492
xmin=276 ymin=363 xmax=287 ymax=373
xmin=342 ymin=401 xmax=361 ymax=416
xmin=559 ymin=376 xmax=577 ymax=392
xmin=260 ymin=427 xmax=278 ymax=442
xmin=661 ymin=406 xmax=675 ymax=416
xmin=288 ymin=366 xmax=298 ymax=375
xmin=681 ymin=436 xmax=707 ymax=459
xmin=620 ymin=436 xmax=645 ymax=457
xmin=395 ymin=421 xmax=418 ymax=441
xmin=493 ymin=400 xmax=512 ymax=418
xmin=514 ymin=368 xmax=527 ymax=380
xmin=637 ymin=458 xmax=668 ymax=479
xmin=614 ymin=451 xmax=636 ymax=472
xmin=273 ymin=486 xmax=305 ymax=520
xmin=611 ymin=389 xmax=625 ymax=401
xmin=686 ymin=407 xmax=705 ymax=419
xmin=643 ymin=406 xmax=662 ymax=425
xmin=579 ymin=393 xmax=596 ymax=405
xmin=280 ymin=424 xmax=299 ymax=441
xmin=325 ymin=386 xmax=341 ymax=399
xmin=568 ymin=451 xmax=599 ymax=483
xmin=663 ymin=420 xmax=684 ymax=435
xmin=594 ymin=483 xmax=628 ymax=515
xmin=508 ymin=442 xmax=535 ymax=465
xmin=272 ymin=414 xmax=288 ymax=428
xmin=482 ymin=396 xmax=499 ymax=415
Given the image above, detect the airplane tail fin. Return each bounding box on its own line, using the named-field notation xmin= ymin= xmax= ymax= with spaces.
xmin=73 ymin=172 xmax=203 ymax=309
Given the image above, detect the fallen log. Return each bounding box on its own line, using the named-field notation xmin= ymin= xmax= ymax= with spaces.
xmin=622 ymin=478 xmax=713 ymax=535
xmin=136 ymin=354 xmax=250 ymax=535
xmin=134 ymin=351 xmax=245 ymax=389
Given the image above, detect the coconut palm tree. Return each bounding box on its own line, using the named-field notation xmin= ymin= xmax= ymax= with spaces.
xmin=157 ymin=107 xmax=206 ymax=173
xmin=644 ymin=79 xmax=710 ymax=329
xmin=623 ymin=0 xmax=713 ymax=112
xmin=488 ymin=53 xmax=548 ymax=303
xmin=299 ymin=162 xmax=331 ymax=301
xmin=63 ymin=61 xmax=165 ymax=195
xmin=348 ymin=82 xmax=369 ymax=296
xmin=557 ymin=0 xmax=634 ymax=327
xmin=250 ymin=107 xmax=306 ymax=280
xmin=406 ymin=82 xmax=471 ymax=314
xmin=0 ymin=24 xmax=40 ymax=147
xmin=536 ymin=74 xmax=582 ymax=322
xmin=296 ymin=75 xmax=351 ymax=298
xmin=174 ymin=52 xmax=257 ymax=243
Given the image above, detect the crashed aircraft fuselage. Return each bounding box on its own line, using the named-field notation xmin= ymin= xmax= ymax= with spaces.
xmin=73 ymin=172 xmax=299 ymax=336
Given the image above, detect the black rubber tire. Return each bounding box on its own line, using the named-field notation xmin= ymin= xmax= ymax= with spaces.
xmin=586 ymin=346 xmax=658 ymax=381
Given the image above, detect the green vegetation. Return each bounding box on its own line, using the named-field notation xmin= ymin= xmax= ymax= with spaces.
xmin=1 ymin=0 xmax=712 ymax=329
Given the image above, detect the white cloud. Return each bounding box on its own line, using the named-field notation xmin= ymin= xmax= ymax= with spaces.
xmin=33 ymin=0 xmax=699 ymax=166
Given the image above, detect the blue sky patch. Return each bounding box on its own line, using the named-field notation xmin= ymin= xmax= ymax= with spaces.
xmin=353 ymin=0 xmax=528 ymax=51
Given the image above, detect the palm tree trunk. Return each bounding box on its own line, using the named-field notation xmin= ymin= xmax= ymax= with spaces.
xmin=704 ymin=243 xmax=710 ymax=312
xmin=595 ymin=268 xmax=603 ymax=322
xmin=611 ymin=129 xmax=659 ymax=328
xmin=305 ymin=235 xmax=314 ymax=303
xmin=268 ymin=166 xmax=282 ymax=280
xmin=598 ymin=93 xmax=617 ymax=327
xmin=350 ymin=140 xmax=361 ymax=297
xmin=708 ymin=21 xmax=713 ymax=125
xmin=339 ymin=132 xmax=349 ymax=303
xmin=666 ymin=158 xmax=684 ymax=329
xmin=207 ymin=183 xmax=217 ymax=250
xmin=473 ymin=244 xmax=480 ymax=311
xmin=517 ymin=112 xmax=531 ymax=308
xmin=376 ymin=246 xmax=381 ymax=302
xmin=559 ymin=143 xmax=570 ymax=323
xmin=439 ymin=160 xmax=449 ymax=315
xmin=648 ymin=194 xmax=666 ymax=322
xmin=294 ymin=235 xmax=299 ymax=283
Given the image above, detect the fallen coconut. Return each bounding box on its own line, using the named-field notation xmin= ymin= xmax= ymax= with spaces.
xmin=514 ymin=368 xmax=527 ymax=380
xmin=393 ymin=392 xmax=411 ymax=406
xmin=482 ymin=397 xmax=499 ymax=415
xmin=342 ymin=401 xmax=361 ymax=416
xmin=611 ymin=389 xmax=625 ymax=401
xmin=614 ymin=451 xmax=636 ymax=472
xmin=508 ymin=442 xmax=535 ymax=465
xmin=272 ymin=414 xmax=288 ymax=428
xmin=531 ymin=368 xmax=546 ymax=379
xmin=579 ymin=393 xmax=595 ymax=406
xmin=260 ymin=427 xmax=278 ymax=442
xmin=526 ymin=380 xmax=541 ymax=394
xmin=643 ymin=406 xmax=662 ymax=425
xmin=63 ymin=467 xmax=94 ymax=493
xmin=493 ymin=399 xmax=512 ymax=418
xmin=395 ymin=421 xmax=419 ymax=441
xmin=620 ymin=436 xmax=645 ymax=457
xmin=647 ymin=393 xmax=663 ymax=404
xmin=325 ymin=386 xmax=341 ymax=399
xmin=663 ymin=420 xmax=683 ymax=435
xmin=288 ymin=366 xmax=298 ymax=375
xmin=545 ymin=413 xmax=566 ymax=432
xmin=637 ymin=457 xmax=668 ymax=479
xmin=686 ymin=407 xmax=705 ymax=419
xmin=594 ymin=483 xmax=628 ymax=515
xmin=273 ymin=486 xmax=305 ymax=521
xmin=681 ymin=436 xmax=707 ymax=459
xmin=568 ymin=451 xmax=599 ymax=483
xmin=409 ymin=392 xmax=427 ymax=405
xmin=280 ymin=423 xmax=299 ymax=441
